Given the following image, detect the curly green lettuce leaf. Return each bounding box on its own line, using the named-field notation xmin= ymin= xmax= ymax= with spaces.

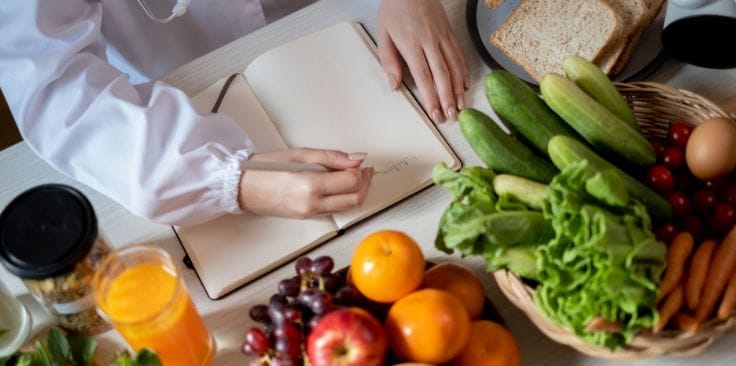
xmin=535 ymin=160 xmax=666 ymax=349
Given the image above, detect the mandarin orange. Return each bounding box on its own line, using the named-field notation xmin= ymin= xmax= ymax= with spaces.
xmin=422 ymin=262 xmax=486 ymax=319
xmin=451 ymin=320 xmax=520 ymax=366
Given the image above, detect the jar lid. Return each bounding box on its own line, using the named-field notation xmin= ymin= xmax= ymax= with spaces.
xmin=0 ymin=184 xmax=98 ymax=279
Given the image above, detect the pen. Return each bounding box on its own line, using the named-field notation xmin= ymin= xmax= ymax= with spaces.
xmin=239 ymin=160 xmax=330 ymax=173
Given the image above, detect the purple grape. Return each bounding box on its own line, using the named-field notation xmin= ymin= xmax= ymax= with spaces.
xmin=283 ymin=306 xmax=302 ymax=324
xmin=334 ymin=286 xmax=361 ymax=306
xmin=243 ymin=327 xmax=270 ymax=356
xmin=322 ymin=274 xmax=342 ymax=293
xmin=248 ymin=304 xmax=270 ymax=324
xmin=268 ymin=301 xmax=287 ymax=324
xmin=309 ymin=256 xmax=334 ymax=275
xmin=272 ymin=322 xmax=302 ymax=343
xmin=310 ymin=291 xmax=334 ymax=315
xmin=297 ymin=288 xmax=319 ymax=307
xmin=295 ymin=256 xmax=312 ymax=276
xmin=307 ymin=315 xmax=322 ymax=331
xmin=278 ymin=277 xmax=301 ymax=297
xmin=270 ymin=294 xmax=288 ymax=306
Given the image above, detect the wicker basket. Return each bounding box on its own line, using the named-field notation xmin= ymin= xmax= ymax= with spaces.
xmin=494 ymin=81 xmax=736 ymax=360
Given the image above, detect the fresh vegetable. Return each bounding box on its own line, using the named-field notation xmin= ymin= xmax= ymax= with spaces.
xmin=696 ymin=227 xmax=736 ymax=321
xmin=666 ymin=192 xmax=690 ymax=219
xmin=685 ymin=117 xmax=736 ymax=180
xmin=668 ymin=122 xmax=693 ymax=148
xmin=686 ymin=240 xmax=717 ymax=310
xmin=459 ymin=108 xmax=556 ymax=182
xmin=672 ymin=313 xmax=699 ymax=332
xmin=658 ymin=232 xmax=694 ymax=302
xmin=534 ymin=160 xmax=666 ymax=349
xmin=540 ymin=73 xmax=655 ymax=166
xmin=663 ymin=147 xmax=685 ymax=171
xmin=433 ymin=163 xmax=551 ymax=279
xmin=483 ymin=70 xmax=578 ymax=155
xmin=654 ymin=285 xmax=683 ymax=333
xmin=110 ymin=349 xmax=162 ymax=366
xmin=717 ymin=265 xmax=736 ymax=319
xmin=492 ymin=174 xmax=549 ymax=210
xmin=547 ymin=135 xmax=672 ymax=221
xmin=647 ymin=165 xmax=675 ymax=194
xmin=562 ymin=55 xmax=638 ymax=129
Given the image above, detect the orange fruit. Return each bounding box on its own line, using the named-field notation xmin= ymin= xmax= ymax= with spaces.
xmin=351 ymin=230 xmax=425 ymax=303
xmin=423 ymin=262 xmax=486 ymax=319
xmin=385 ymin=289 xmax=471 ymax=364
xmin=451 ymin=320 xmax=520 ymax=366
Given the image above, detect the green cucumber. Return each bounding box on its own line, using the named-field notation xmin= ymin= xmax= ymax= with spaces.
xmin=548 ymin=135 xmax=672 ymax=221
xmin=540 ymin=73 xmax=655 ymax=167
xmin=562 ymin=56 xmax=638 ymax=129
xmin=493 ymin=174 xmax=549 ymax=210
xmin=459 ymin=108 xmax=556 ymax=182
xmin=484 ymin=70 xmax=579 ymax=155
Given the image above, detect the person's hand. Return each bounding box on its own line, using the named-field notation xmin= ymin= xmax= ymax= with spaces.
xmin=377 ymin=0 xmax=468 ymax=123
xmin=238 ymin=148 xmax=373 ymax=218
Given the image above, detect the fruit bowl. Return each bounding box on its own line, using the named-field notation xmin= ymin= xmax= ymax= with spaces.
xmin=494 ymin=81 xmax=736 ymax=360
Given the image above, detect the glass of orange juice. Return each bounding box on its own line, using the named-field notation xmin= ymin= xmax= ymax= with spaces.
xmin=92 ymin=245 xmax=214 ymax=366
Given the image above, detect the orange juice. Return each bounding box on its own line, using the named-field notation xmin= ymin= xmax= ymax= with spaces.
xmin=94 ymin=246 xmax=213 ymax=366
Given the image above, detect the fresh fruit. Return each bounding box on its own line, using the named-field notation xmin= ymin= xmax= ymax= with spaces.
xmin=647 ymin=165 xmax=675 ymax=194
xmin=650 ymin=139 xmax=666 ymax=160
xmin=540 ymin=73 xmax=655 ymax=167
xmin=709 ymin=203 xmax=736 ymax=235
xmin=655 ymin=222 xmax=677 ymax=243
xmin=668 ymin=122 xmax=693 ymax=148
xmin=385 ymin=289 xmax=471 ymax=364
xmin=422 ymin=262 xmax=486 ymax=319
xmin=483 ymin=70 xmax=578 ymax=155
xmin=686 ymin=117 xmax=736 ymax=180
xmin=451 ymin=320 xmax=520 ymax=366
xmin=306 ymin=308 xmax=387 ymax=366
xmin=693 ymin=190 xmax=717 ymax=214
xmin=458 ymin=108 xmax=557 ymax=182
xmin=351 ymin=230 xmax=425 ymax=303
xmin=663 ymin=147 xmax=685 ymax=171
xmin=666 ymin=191 xmax=690 ymax=219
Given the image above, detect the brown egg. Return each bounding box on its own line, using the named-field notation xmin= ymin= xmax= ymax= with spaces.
xmin=685 ymin=117 xmax=736 ymax=180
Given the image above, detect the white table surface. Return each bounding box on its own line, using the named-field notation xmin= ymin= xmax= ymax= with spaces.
xmin=2 ymin=0 xmax=736 ymax=365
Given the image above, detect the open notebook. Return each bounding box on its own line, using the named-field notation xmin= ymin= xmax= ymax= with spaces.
xmin=175 ymin=22 xmax=461 ymax=299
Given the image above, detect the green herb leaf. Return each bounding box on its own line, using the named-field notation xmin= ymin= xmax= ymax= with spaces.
xmin=48 ymin=329 xmax=74 ymax=363
xmin=134 ymin=349 xmax=162 ymax=366
xmin=15 ymin=355 xmax=32 ymax=366
xmin=110 ymin=353 xmax=134 ymax=366
xmin=31 ymin=339 xmax=54 ymax=366
xmin=67 ymin=335 xmax=96 ymax=366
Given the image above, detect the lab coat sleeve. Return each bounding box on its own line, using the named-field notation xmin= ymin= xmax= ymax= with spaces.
xmin=0 ymin=0 xmax=254 ymax=226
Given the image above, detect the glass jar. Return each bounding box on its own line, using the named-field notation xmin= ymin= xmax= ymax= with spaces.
xmin=0 ymin=184 xmax=112 ymax=335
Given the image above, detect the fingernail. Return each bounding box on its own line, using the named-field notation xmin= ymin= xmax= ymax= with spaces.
xmin=367 ymin=166 xmax=375 ymax=175
xmin=456 ymin=94 xmax=465 ymax=110
xmin=431 ymin=109 xmax=444 ymax=123
xmin=447 ymin=107 xmax=458 ymax=121
xmin=387 ymin=73 xmax=398 ymax=90
xmin=464 ymin=75 xmax=470 ymax=89
xmin=348 ymin=152 xmax=367 ymax=160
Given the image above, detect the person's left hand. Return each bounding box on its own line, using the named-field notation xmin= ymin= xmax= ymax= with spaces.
xmin=377 ymin=0 xmax=468 ymax=123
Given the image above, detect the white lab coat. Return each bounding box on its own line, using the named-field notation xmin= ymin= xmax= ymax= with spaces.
xmin=0 ymin=0 xmax=313 ymax=226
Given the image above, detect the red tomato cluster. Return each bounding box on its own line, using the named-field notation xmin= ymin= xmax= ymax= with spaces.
xmin=646 ymin=122 xmax=736 ymax=243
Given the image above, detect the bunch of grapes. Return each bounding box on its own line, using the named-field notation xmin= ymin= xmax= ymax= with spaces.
xmin=242 ymin=255 xmax=364 ymax=365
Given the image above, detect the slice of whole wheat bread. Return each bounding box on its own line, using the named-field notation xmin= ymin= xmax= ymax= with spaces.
xmin=610 ymin=0 xmax=666 ymax=75
xmin=491 ymin=0 xmax=623 ymax=82
xmin=598 ymin=0 xmax=648 ymax=75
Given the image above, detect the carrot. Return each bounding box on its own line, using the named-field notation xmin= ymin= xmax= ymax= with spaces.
xmin=696 ymin=227 xmax=736 ymax=322
xmin=717 ymin=264 xmax=736 ymax=319
xmin=672 ymin=313 xmax=699 ymax=333
xmin=654 ymin=285 xmax=684 ymax=333
xmin=658 ymin=232 xmax=694 ymax=302
xmin=586 ymin=316 xmax=621 ymax=332
xmin=686 ymin=240 xmax=718 ymax=310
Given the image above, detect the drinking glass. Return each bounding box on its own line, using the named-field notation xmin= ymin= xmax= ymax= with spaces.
xmin=0 ymin=280 xmax=30 ymax=358
xmin=93 ymin=245 xmax=214 ymax=366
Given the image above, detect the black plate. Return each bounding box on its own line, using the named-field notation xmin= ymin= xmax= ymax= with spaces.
xmin=466 ymin=0 xmax=669 ymax=86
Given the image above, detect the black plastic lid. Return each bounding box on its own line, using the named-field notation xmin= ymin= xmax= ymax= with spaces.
xmin=662 ymin=15 xmax=736 ymax=69
xmin=0 ymin=184 xmax=98 ymax=279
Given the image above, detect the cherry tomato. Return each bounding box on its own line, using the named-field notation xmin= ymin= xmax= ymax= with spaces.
xmin=674 ymin=174 xmax=696 ymax=192
xmin=666 ymin=191 xmax=690 ymax=218
xmin=647 ymin=165 xmax=674 ymax=194
xmin=668 ymin=122 xmax=693 ymax=148
xmin=709 ymin=203 xmax=736 ymax=235
xmin=655 ymin=222 xmax=678 ymax=243
xmin=649 ymin=139 xmax=666 ymax=161
xmin=704 ymin=177 xmax=726 ymax=191
xmin=662 ymin=147 xmax=685 ymax=171
xmin=682 ymin=216 xmax=703 ymax=240
xmin=723 ymin=186 xmax=736 ymax=205
xmin=693 ymin=190 xmax=717 ymax=214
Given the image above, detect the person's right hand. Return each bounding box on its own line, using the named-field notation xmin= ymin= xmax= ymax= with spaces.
xmin=238 ymin=148 xmax=373 ymax=218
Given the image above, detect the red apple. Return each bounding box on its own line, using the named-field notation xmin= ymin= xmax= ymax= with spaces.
xmin=306 ymin=308 xmax=387 ymax=366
